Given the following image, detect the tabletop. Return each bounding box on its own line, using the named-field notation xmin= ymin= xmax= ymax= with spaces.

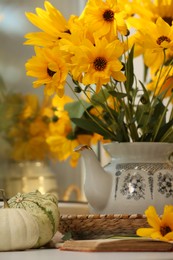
xmin=1 ymin=248 xmax=173 ymax=260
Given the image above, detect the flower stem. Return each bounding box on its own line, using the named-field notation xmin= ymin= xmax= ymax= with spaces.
xmin=66 ymin=81 xmax=116 ymax=140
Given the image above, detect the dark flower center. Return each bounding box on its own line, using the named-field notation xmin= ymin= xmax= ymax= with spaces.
xmin=103 ymin=9 xmax=114 ymax=22
xmin=160 ymin=226 xmax=171 ymax=236
xmin=64 ymin=29 xmax=71 ymax=34
xmin=93 ymin=57 xmax=107 ymax=71
xmin=52 ymin=115 xmax=59 ymax=122
xmin=162 ymin=16 xmax=173 ymax=26
xmin=47 ymin=68 xmax=56 ymax=77
xmin=157 ymin=35 xmax=171 ymax=45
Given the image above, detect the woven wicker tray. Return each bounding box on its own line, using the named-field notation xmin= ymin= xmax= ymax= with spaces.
xmin=59 ymin=214 xmax=149 ymax=239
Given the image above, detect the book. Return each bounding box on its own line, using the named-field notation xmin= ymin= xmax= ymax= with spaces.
xmin=60 ymin=237 xmax=173 ymax=252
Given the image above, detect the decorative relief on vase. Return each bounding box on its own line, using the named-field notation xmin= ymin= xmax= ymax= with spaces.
xmin=114 ymin=170 xmax=121 ymax=199
xmin=148 ymin=172 xmax=154 ymax=199
xmin=120 ymin=172 xmax=146 ymax=200
xmin=157 ymin=172 xmax=173 ymax=198
xmin=114 ymin=163 xmax=173 ymax=201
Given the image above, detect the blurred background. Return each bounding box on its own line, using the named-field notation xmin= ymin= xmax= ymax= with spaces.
xmin=0 ymin=0 xmax=88 ymax=202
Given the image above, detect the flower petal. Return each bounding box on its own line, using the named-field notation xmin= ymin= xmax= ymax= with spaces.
xmin=145 ymin=206 xmax=161 ymax=230
xmin=136 ymin=228 xmax=154 ymax=237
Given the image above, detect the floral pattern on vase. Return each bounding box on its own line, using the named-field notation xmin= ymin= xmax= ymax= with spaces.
xmin=114 ymin=163 xmax=173 ymax=201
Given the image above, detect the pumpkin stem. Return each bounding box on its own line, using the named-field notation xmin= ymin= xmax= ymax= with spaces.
xmin=0 ymin=189 xmax=9 ymax=208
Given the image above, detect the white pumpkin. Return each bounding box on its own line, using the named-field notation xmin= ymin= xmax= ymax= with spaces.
xmin=8 ymin=190 xmax=60 ymax=248
xmin=0 ymin=208 xmax=39 ymax=251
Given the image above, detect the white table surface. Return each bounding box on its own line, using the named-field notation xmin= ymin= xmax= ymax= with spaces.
xmin=1 ymin=248 xmax=173 ymax=260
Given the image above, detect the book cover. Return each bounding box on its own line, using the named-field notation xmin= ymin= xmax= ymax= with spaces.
xmin=60 ymin=237 xmax=173 ymax=252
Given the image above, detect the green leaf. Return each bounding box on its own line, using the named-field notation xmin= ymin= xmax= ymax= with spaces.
xmin=65 ymin=100 xmax=91 ymax=119
xmin=135 ymin=104 xmax=150 ymax=129
xmin=139 ymin=81 xmax=150 ymax=104
xmin=71 ymin=117 xmax=113 ymax=139
xmin=155 ymin=118 xmax=173 ymax=142
xmin=65 ymin=100 xmax=92 ymax=131
xmin=124 ymin=45 xmax=134 ymax=91
xmin=91 ymin=88 xmax=110 ymax=105
xmin=108 ymin=91 xmax=127 ymax=99
xmin=62 ymin=232 xmax=72 ymax=241
xmin=143 ymin=62 xmax=149 ymax=83
xmin=149 ymin=101 xmax=166 ymax=129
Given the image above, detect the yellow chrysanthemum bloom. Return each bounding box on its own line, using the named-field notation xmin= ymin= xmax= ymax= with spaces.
xmin=129 ymin=0 xmax=173 ymax=25
xmin=47 ymin=135 xmax=80 ymax=167
xmin=131 ymin=17 xmax=173 ymax=74
xmin=79 ymin=0 xmax=128 ymax=38
xmin=25 ymin=46 xmax=68 ymax=97
xmin=128 ymin=0 xmax=173 ymax=66
xmin=8 ymin=117 xmax=50 ymax=162
xmin=46 ymin=97 xmax=94 ymax=167
xmin=52 ymin=95 xmax=73 ymax=112
xmin=46 ymin=118 xmax=80 ymax=167
xmin=3 ymin=93 xmax=54 ymax=162
xmin=47 ymin=133 xmax=94 ymax=168
xmin=59 ymin=17 xmax=96 ymax=66
xmin=127 ymin=0 xmax=173 ymax=71
xmin=71 ymin=37 xmax=126 ymax=92
xmin=39 ymin=96 xmax=54 ymax=119
xmin=11 ymin=136 xmax=49 ymax=162
xmin=137 ymin=205 xmax=173 ymax=241
xmin=29 ymin=118 xmax=48 ymax=137
xmin=20 ymin=94 xmax=39 ymax=120
xmin=24 ymin=1 xmax=69 ymax=47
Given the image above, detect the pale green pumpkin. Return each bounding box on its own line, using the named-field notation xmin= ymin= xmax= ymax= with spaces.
xmin=0 ymin=189 xmax=39 ymax=251
xmin=0 ymin=208 xmax=39 ymax=251
xmin=8 ymin=190 xmax=60 ymax=248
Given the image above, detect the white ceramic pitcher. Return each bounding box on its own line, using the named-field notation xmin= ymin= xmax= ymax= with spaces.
xmin=75 ymin=142 xmax=173 ymax=215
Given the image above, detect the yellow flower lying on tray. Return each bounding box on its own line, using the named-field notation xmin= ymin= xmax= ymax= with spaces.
xmin=137 ymin=205 xmax=173 ymax=241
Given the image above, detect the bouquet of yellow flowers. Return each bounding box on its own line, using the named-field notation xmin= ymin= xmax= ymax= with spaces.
xmin=0 ymin=87 xmax=51 ymax=162
xmin=0 ymin=81 xmax=98 ymax=166
xmin=24 ymin=0 xmax=173 ymax=154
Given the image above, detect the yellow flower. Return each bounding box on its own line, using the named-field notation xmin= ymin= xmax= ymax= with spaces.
xmin=25 ymin=46 xmax=68 ymax=97
xmin=24 ymin=0 xmax=173 ymax=146
xmin=80 ymin=0 xmax=128 ymax=38
xmin=59 ymin=17 xmax=96 ymax=66
xmin=128 ymin=0 xmax=173 ymax=24
xmin=2 ymin=93 xmax=56 ymax=162
xmin=29 ymin=118 xmax=47 ymax=137
xmin=131 ymin=17 xmax=173 ymax=74
xmin=128 ymin=0 xmax=173 ymax=74
xmin=20 ymin=94 xmax=39 ymax=120
xmin=24 ymin=1 xmax=68 ymax=48
xmin=71 ymin=36 xmax=126 ymax=92
xmin=46 ymin=133 xmax=80 ymax=167
xmin=137 ymin=205 xmax=173 ymax=241
xmin=46 ymin=101 xmax=94 ymax=167
xmin=12 ymin=136 xmax=49 ymax=162
xmin=52 ymin=95 xmax=73 ymax=112
xmin=47 ymin=133 xmax=94 ymax=167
